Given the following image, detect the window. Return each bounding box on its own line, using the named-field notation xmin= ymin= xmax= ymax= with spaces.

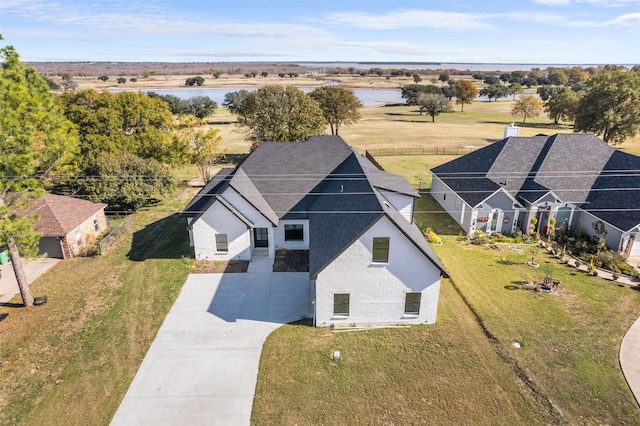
xmin=333 ymin=293 xmax=350 ymax=316
xmin=443 ymin=190 xmax=447 ymax=201
xmin=75 ymin=228 xmax=83 ymax=247
xmin=284 ymin=224 xmax=304 ymax=241
xmin=215 ymin=234 xmax=228 ymax=253
xmin=404 ymin=293 xmax=421 ymax=315
xmin=455 ymin=196 xmax=463 ymax=210
xmin=372 ymin=237 xmax=390 ymax=263
xmin=93 ymin=214 xmax=99 ymax=232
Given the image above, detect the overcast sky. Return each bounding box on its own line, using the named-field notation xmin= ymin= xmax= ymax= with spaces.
xmin=1 ymin=0 xmax=639 ymax=64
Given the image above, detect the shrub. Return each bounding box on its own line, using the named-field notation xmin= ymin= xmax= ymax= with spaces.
xmin=77 ymin=244 xmax=100 ymax=257
xmin=424 ymin=227 xmax=442 ymax=244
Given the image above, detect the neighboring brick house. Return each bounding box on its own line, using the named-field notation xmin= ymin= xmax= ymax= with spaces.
xmin=431 ymin=133 xmax=640 ymax=257
xmin=181 ymin=136 xmax=448 ymax=327
xmin=19 ymin=194 xmax=108 ymax=259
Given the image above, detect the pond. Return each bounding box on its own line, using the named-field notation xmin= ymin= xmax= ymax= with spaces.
xmin=143 ymin=87 xmax=405 ymax=107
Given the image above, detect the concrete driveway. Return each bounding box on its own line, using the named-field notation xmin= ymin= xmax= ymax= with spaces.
xmin=0 ymin=257 xmax=61 ymax=304
xmin=111 ymin=257 xmax=313 ymax=425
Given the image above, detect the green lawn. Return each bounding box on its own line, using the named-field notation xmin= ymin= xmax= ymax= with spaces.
xmin=0 ymin=184 xmax=198 ymax=426
xmin=253 ymin=194 xmax=640 ymax=424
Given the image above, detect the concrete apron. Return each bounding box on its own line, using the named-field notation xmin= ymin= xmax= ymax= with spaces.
xmin=620 ymin=316 xmax=640 ymax=407
xmin=111 ymin=259 xmax=312 ymax=426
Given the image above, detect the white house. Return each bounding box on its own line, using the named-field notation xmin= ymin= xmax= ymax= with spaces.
xmin=182 ymin=136 xmax=448 ymax=327
xmin=431 ymin=133 xmax=640 ymax=257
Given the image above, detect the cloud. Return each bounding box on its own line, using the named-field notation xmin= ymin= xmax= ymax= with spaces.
xmin=324 ymin=10 xmax=494 ymax=31
xmin=0 ymin=0 xmax=329 ymax=38
xmin=534 ymin=0 xmax=640 ymax=5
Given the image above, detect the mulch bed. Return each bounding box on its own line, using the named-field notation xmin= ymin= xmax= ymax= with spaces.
xmin=273 ymin=250 xmax=309 ymax=272
xmin=192 ymin=259 xmax=249 ymax=273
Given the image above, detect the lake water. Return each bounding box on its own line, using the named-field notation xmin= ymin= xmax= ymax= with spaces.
xmin=145 ymin=87 xmax=405 ymax=107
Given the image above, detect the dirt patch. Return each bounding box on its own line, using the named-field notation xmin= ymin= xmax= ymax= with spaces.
xmin=192 ymin=259 xmax=249 ymax=273
xmin=273 ymin=250 xmax=309 ymax=272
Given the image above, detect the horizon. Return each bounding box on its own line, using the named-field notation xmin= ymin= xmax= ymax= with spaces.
xmin=2 ymin=0 xmax=639 ymax=64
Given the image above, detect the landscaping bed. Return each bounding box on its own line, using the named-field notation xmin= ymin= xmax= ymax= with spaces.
xmin=192 ymin=259 xmax=249 ymax=273
xmin=272 ymin=249 xmax=309 ymax=272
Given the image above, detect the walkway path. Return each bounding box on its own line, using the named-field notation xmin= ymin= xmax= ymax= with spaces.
xmin=621 ymin=316 xmax=640 ymax=407
xmin=110 ymin=257 xmax=312 ymax=425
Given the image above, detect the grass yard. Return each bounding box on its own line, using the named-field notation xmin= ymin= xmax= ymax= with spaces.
xmin=0 ymin=184 xmax=198 ymax=426
xmin=253 ymin=194 xmax=640 ymax=424
xmin=253 ymin=280 xmax=549 ymax=425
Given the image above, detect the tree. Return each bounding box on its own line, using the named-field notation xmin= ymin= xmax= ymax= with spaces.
xmin=511 ymin=95 xmax=543 ymax=123
xmin=77 ymin=152 xmax=175 ymax=211
xmin=413 ymin=73 xmax=422 ymax=83
xmin=548 ymin=70 xmax=569 ymax=86
xmin=574 ymin=70 xmax=640 ymax=144
xmin=545 ymin=90 xmax=580 ymax=124
xmin=508 ymin=82 xmax=524 ymax=100
xmin=177 ymin=117 xmax=228 ymax=183
xmin=454 ymin=80 xmax=478 ymax=112
xmin=60 ymin=90 xmax=177 ymax=165
xmin=479 ymin=83 xmax=509 ymax=101
xmin=309 ymin=86 xmax=363 ymax=135
xmin=147 ymin=92 xmax=184 ymax=114
xmin=130 ymin=77 xmax=137 ymax=83
xmin=1 ymin=38 xmax=79 ymax=306
xmin=438 ymin=73 xmax=449 ymax=82
xmin=416 ymin=93 xmax=452 ymax=122
xmin=237 ymin=85 xmax=325 ymax=143
xmin=117 ymin=77 xmax=126 ymax=84
xmin=185 ymin=76 xmax=204 ymax=86
xmin=223 ymin=89 xmax=251 ymax=115
xmin=401 ymin=84 xmax=441 ymax=105
xmin=537 ymin=85 xmax=564 ymax=101
xmin=483 ymin=76 xmax=500 ymax=85
xmin=260 ymin=71 xmax=269 ymax=78
xmin=182 ymin=96 xmax=217 ymax=119
xmin=441 ymin=85 xmax=455 ymax=101
xmin=212 ymin=70 xmax=221 ymax=79
xmin=98 ymin=75 xmax=109 ymax=82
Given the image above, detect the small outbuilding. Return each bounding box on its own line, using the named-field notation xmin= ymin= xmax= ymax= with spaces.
xmin=18 ymin=194 xmax=108 ymax=259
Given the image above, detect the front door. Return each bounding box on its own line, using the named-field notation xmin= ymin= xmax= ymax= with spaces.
xmin=254 ymin=228 xmax=268 ymax=248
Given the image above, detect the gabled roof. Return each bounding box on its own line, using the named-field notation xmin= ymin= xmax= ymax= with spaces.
xmin=183 ymin=136 xmax=448 ymax=278
xmin=18 ymin=194 xmax=106 ymax=237
xmin=431 ymin=133 xmax=640 ymax=231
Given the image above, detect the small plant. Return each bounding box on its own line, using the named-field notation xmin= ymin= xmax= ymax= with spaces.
xmin=424 ymin=227 xmax=442 ymax=244
xmin=575 ymin=260 xmax=582 ymax=268
xmin=612 ymin=273 xmax=620 ymax=281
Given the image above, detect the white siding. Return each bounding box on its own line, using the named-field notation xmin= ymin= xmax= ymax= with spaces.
xmin=315 ymin=216 xmax=441 ymax=327
xmin=192 ymin=201 xmax=251 ymax=260
xmin=575 ymin=210 xmax=623 ymax=252
xmin=274 ymin=219 xmax=310 ymax=250
xmin=431 ymin=176 xmax=467 ymax=231
xmin=378 ymin=190 xmax=414 ymax=222
xmin=221 ymin=187 xmax=273 ymax=228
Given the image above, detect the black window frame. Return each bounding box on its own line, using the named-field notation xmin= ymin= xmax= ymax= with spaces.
xmin=404 ymin=292 xmax=421 ymax=315
xmin=284 ymin=224 xmax=304 ymax=242
xmin=333 ymin=293 xmax=350 ymax=316
xmin=372 ymin=237 xmax=390 ymax=263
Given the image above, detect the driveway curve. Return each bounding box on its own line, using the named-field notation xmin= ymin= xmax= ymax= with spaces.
xmin=111 ymin=258 xmax=312 ymax=425
xmin=621 ymin=315 xmax=640 ymax=407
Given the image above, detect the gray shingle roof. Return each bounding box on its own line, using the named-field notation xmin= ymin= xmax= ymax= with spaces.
xmin=183 ymin=136 xmax=448 ymax=278
xmin=432 ymin=133 xmax=640 ymax=231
